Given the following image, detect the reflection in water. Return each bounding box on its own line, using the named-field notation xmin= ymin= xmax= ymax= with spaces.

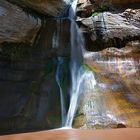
xmin=74 ymin=47 xmax=140 ymax=129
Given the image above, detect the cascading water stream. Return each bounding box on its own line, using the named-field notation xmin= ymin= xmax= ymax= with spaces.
xmin=41 ymin=0 xmax=140 ymax=130
xmin=53 ymin=20 xmax=67 ymax=127
xmin=64 ymin=0 xmax=97 ymax=127
xmin=56 ymin=57 xmax=67 ymax=127
xmin=52 ymin=0 xmax=97 ymax=128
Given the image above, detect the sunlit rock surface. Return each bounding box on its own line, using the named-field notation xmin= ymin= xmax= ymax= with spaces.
xmin=8 ymin=0 xmax=69 ymax=16
xmin=0 ymin=0 xmax=41 ymax=44
xmin=73 ymin=41 xmax=140 ymax=129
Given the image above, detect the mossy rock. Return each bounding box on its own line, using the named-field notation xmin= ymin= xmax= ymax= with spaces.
xmin=73 ymin=114 xmax=86 ymax=128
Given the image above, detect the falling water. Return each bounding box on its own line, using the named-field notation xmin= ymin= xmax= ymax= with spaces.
xmin=56 ymin=57 xmax=67 ymax=126
xmin=65 ymin=0 xmax=97 ymax=127
xmin=53 ymin=20 xmax=67 ymax=127
xmin=53 ymin=0 xmax=140 ymax=129
xmin=65 ymin=66 xmax=97 ymax=127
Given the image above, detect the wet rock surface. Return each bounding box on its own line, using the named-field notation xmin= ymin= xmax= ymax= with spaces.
xmin=73 ymin=40 xmax=140 ymax=129
xmin=0 ymin=13 xmax=71 ymax=133
xmin=74 ymin=1 xmax=140 ymax=129
xmin=0 ymin=43 xmax=70 ymax=134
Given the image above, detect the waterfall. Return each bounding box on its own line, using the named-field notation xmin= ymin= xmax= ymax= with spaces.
xmin=56 ymin=57 xmax=67 ymax=126
xmin=53 ymin=20 xmax=67 ymax=127
xmin=65 ymin=0 xmax=96 ymax=127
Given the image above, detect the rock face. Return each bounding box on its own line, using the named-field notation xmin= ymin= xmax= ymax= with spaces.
xmin=8 ymin=0 xmax=68 ymax=16
xmin=0 ymin=16 xmax=71 ymax=134
xmin=92 ymin=0 xmax=140 ymax=6
xmin=111 ymin=0 xmax=140 ymax=5
xmin=0 ymin=0 xmax=71 ymax=133
xmin=77 ymin=8 xmax=140 ymax=51
xmin=0 ymin=0 xmax=139 ymax=133
xmin=73 ymin=41 xmax=140 ymax=129
xmin=0 ymin=0 xmax=41 ymax=44
xmin=78 ymin=0 xmax=140 ymax=7
xmin=73 ymin=0 xmax=140 ymax=130
xmin=37 ymin=19 xmax=71 ymax=57
xmin=77 ymin=0 xmax=140 ymax=18
xmin=0 ymin=44 xmax=70 ymax=134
